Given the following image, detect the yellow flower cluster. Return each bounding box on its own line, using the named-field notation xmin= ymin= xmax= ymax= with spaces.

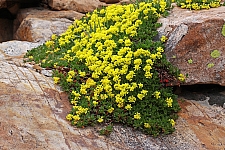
xmin=153 ymin=91 xmax=161 ymax=99
xmin=52 ymin=1 xmax=181 ymax=132
xmin=179 ymin=0 xmax=221 ymax=10
xmin=144 ymin=123 xmax=151 ymax=128
xmin=53 ymin=77 xmax=60 ymax=84
xmin=165 ymin=97 xmax=173 ymax=107
xmin=58 ymin=3 xmax=166 ymax=118
xmin=98 ymin=116 xmax=104 ymax=123
xmin=169 ymin=119 xmax=175 ymax=127
xmin=178 ymin=73 xmax=186 ymax=82
xmin=73 ymin=105 xmax=88 ymax=115
xmin=66 ymin=70 xmax=76 ymax=83
xmin=134 ymin=112 xmax=141 ymax=119
xmin=160 ymin=35 xmax=168 ymax=42
xmin=25 ymin=0 xmax=184 ymax=135
xmin=107 ymin=107 xmax=114 ymax=113
xmin=45 ymin=40 xmax=54 ymax=48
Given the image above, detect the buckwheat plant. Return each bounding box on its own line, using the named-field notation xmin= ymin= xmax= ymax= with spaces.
xmin=175 ymin=0 xmax=222 ymax=10
xmin=25 ymin=1 xmax=185 ymax=136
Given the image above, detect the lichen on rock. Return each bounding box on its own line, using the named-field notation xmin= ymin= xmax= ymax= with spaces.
xmin=222 ymin=23 xmax=225 ymax=37
xmin=210 ymin=50 xmax=220 ymax=58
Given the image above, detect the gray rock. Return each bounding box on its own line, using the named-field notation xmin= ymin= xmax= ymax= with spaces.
xmin=0 ymin=40 xmax=40 ymax=57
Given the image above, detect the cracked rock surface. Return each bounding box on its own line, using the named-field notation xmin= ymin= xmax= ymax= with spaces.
xmin=0 ymin=41 xmax=225 ymax=149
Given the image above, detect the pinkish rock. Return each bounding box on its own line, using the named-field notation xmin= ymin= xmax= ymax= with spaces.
xmin=47 ymin=0 xmax=106 ymax=13
xmin=158 ymin=6 xmax=225 ymax=85
xmin=14 ymin=8 xmax=84 ymax=43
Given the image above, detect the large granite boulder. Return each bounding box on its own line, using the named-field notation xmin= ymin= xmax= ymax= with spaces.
xmin=158 ymin=6 xmax=225 ymax=86
xmin=14 ymin=8 xmax=84 ymax=43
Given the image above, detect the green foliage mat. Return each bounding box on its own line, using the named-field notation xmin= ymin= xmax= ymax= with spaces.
xmin=24 ymin=1 xmax=189 ymax=137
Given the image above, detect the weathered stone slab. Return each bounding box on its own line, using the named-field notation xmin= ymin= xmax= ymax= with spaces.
xmin=47 ymin=0 xmax=106 ymax=13
xmin=0 ymin=40 xmax=40 ymax=57
xmin=14 ymin=8 xmax=84 ymax=43
xmin=158 ymin=6 xmax=225 ymax=85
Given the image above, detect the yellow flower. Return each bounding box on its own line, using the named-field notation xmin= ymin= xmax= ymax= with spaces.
xmin=134 ymin=112 xmax=141 ymax=119
xmin=165 ymin=97 xmax=173 ymax=107
xmin=66 ymin=114 xmax=73 ymax=121
xmin=85 ymin=96 xmax=91 ymax=101
xmin=53 ymin=77 xmax=60 ymax=84
xmin=138 ymin=83 xmax=143 ymax=88
xmin=117 ymin=102 xmax=124 ymax=108
xmin=86 ymin=78 xmax=96 ymax=87
xmin=68 ymin=70 xmax=75 ymax=77
xmin=97 ymin=116 xmax=104 ymax=123
xmin=118 ymin=39 xmax=124 ymax=43
xmin=143 ymin=9 xmax=150 ymax=15
xmin=66 ymin=77 xmax=73 ymax=83
xmin=144 ymin=123 xmax=151 ymax=128
xmin=71 ymin=100 xmax=78 ymax=105
xmin=141 ymin=90 xmax=148 ymax=95
xmin=137 ymin=93 xmax=145 ymax=100
xmin=79 ymin=71 xmax=86 ymax=77
xmin=180 ymin=3 xmax=186 ymax=8
xmin=178 ymin=73 xmax=185 ymax=82
xmin=160 ymin=35 xmax=167 ymax=42
xmin=146 ymin=59 xmax=153 ymax=65
xmin=126 ymin=71 xmax=135 ymax=81
xmin=134 ymin=59 xmax=142 ymax=65
xmin=72 ymin=91 xmax=81 ymax=97
xmin=186 ymin=0 xmax=192 ymax=3
xmin=54 ymin=48 xmax=60 ymax=53
xmin=73 ymin=115 xmax=80 ymax=121
xmin=100 ymin=9 xmax=105 ymax=14
xmin=145 ymin=71 xmax=153 ymax=78
xmin=134 ymin=20 xmax=142 ymax=27
xmin=80 ymin=85 xmax=87 ymax=94
xmin=45 ymin=40 xmax=54 ymax=48
xmin=156 ymin=47 xmax=164 ymax=53
xmin=124 ymin=39 xmax=132 ymax=46
xmin=128 ymin=96 xmax=136 ymax=103
xmin=28 ymin=56 xmax=33 ymax=60
xmin=93 ymin=101 xmax=99 ymax=107
xmin=51 ymin=34 xmax=57 ymax=40
xmin=125 ymin=104 xmax=132 ymax=110
xmin=134 ymin=65 xmax=140 ymax=71
xmin=42 ymin=59 xmax=46 ymax=63
xmin=143 ymin=65 xmax=152 ymax=72
xmin=107 ymin=107 xmax=114 ymax=113
xmin=169 ymin=119 xmax=176 ymax=127
xmin=153 ymin=91 xmax=161 ymax=99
